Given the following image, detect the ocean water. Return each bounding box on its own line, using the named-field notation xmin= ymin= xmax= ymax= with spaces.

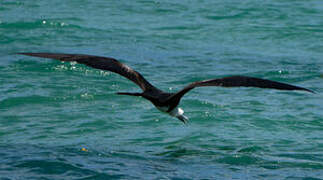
xmin=1 ymin=0 xmax=323 ymax=179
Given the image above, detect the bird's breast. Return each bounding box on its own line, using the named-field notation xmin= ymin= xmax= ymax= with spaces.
xmin=156 ymin=106 xmax=184 ymax=118
xmin=169 ymin=107 xmax=184 ymax=117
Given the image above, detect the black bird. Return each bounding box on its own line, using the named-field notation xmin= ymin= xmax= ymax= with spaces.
xmin=18 ymin=53 xmax=314 ymax=123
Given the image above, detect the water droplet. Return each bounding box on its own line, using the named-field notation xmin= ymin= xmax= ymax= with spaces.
xmin=70 ymin=61 xmax=77 ymax=65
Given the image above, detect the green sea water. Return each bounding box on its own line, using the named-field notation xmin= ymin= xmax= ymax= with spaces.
xmin=1 ymin=1 xmax=323 ymax=179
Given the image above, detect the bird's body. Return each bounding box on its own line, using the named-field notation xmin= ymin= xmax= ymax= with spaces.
xmin=18 ymin=53 xmax=314 ymax=123
xmin=118 ymin=89 xmax=189 ymax=122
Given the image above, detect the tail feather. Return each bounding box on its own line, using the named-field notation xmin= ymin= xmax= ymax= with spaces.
xmin=116 ymin=92 xmax=142 ymax=96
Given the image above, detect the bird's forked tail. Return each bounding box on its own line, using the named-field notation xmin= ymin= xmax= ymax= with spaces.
xmin=116 ymin=92 xmax=143 ymax=96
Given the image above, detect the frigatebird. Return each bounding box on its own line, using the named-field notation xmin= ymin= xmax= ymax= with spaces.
xmin=18 ymin=53 xmax=313 ymax=123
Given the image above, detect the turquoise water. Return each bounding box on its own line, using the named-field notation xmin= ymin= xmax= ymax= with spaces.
xmin=1 ymin=0 xmax=323 ymax=179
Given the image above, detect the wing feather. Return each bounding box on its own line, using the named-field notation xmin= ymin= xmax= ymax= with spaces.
xmin=167 ymin=75 xmax=313 ymax=109
xmin=18 ymin=53 xmax=157 ymax=91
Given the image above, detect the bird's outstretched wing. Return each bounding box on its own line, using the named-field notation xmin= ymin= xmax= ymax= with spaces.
xmin=166 ymin=75 xmax=313 ymax=109
xmin=18 ymin=53 xmax=157 ymax=91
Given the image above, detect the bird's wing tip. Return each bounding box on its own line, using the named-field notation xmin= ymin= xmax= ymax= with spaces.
xmin=301 ymin=87 xmax=315 ymax=94
xmin=308 ymin=89 xmax=316 ymax=94
xmin=16 ymin=52 xmax=32 ymax=56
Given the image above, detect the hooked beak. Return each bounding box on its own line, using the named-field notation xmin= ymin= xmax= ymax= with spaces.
xmin=177 ymin=115 xmax=189 ymax=124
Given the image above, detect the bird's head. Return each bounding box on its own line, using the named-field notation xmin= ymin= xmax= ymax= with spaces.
xmin=169 ymin=107 xmax=189 ymax=124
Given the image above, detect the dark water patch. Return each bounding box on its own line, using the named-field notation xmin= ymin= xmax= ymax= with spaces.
xmin=77 ymin=173 xmax=126 ymax=180
xmin=153 ymin=25 xmax=204 ymax=31
xmin=217 ymin=154 xmax=261 ymax=166
xmin=0 ymin=144 xmax=135 ymax=179
xmin=265 ymin=160 xmax=323 ymax=170
xmin=286 ymin=177 xmax=323 ymax=180
xmin=0 ymin=7 xmax=8 ymax=11
xmin=276 ymin=153 xmax=323 ymax=165
xmin=154 ymin=8 xmax=181 ymax=14
xmin=0 ymin=115 xmax=24 ymax=126
xmin=0 ymin=1 xmax=24 ymax=6
xmin=0 ymin=95 xmax=52 ymax=109
xmin=155 ymin=148 xmax=210 ymax=158
xmin=15 ymin=160 xmax=92 ymax=175
xmin=205 ymin=12 xmax=249 ymax=21
xmin=237 ymin=146 xmax=264 ymax=153
xmin=0 ymin=21 xmax=43 ymax=30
